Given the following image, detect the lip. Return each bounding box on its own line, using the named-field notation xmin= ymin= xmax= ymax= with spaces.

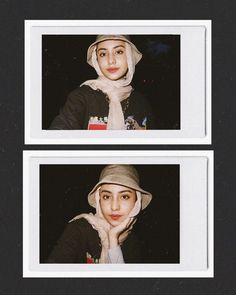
xmin=107 ymin=67 xmax=119 ymax=73
xmin=110 ymin=214 xmax=122 ymax=220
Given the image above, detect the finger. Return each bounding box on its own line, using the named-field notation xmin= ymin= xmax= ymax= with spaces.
xmin=126 ymin=217 xmax=135 ymax=227
xmin=69 ymin=213 xmax=86 ymax=223
xmin=125 ymin=217 xmax=137 ymax=231
xmin=117 ymin=217 xmax=133 ymax=231
xmin=111 ymin=218 xmax=130 ymax=233
xmin=130 ymin=217 xmax=137 ymax=226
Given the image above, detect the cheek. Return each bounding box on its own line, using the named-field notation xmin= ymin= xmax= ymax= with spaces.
xmin=123 ymin=201 xmax=135 ymax=213
xmin=97 ymin=58 xmax=105 ymax=69
xmin=119 ymin=55 xmax=128 ymax=68
xmin=100 ymin=201 xmax=108 ymax=214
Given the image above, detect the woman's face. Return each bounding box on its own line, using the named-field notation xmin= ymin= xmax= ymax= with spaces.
xmin=96 ymin=40 xmax=128 ymax=81
xmin=99 ymin=183 xmax=136 ymax=227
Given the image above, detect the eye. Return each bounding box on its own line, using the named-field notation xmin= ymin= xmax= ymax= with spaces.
xmin=98 ymin=52 xmax=106 ymax=57
xmin=115 ymin=49 xmax=124 ymax=55
xmin=101 ymin=194 xmax=110 ymax=200
xmin=121 ymin=194 xmax=130 ymax=200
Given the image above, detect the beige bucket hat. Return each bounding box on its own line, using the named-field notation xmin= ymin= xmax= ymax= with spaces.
xmin=87 ymin=35 xmax=142 ymax=67
xmin=88 ymin=165 xmax=152 ymax=210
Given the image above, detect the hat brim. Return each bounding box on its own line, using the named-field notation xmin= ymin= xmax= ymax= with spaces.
xmin=88 ymin=180 xmax=152 ymax=210
xmin=87 ymin=36 xmax=142 ymax=67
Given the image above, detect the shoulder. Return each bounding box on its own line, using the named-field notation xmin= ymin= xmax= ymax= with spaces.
xmin=65 ymin=85 xmax=106 ymax=107
xmin=66 ymin=217 xmax=95 ymax=234
xmin=130 ymin=89 xmax=149 ymax=104
xmin=68 ymin=85 xmax=103 ymax=99
xmin=131 ymin=89 xmax=146 ymax=98
xmin=58 ymin=217 xmax=99 ymax=243
xmin=67 ymin=85 xmax=94 ymax=99
xmin=47 ymin=217 xmax=98 ymax=263
xmin=129 ymin=89 xmax=152 ymax=112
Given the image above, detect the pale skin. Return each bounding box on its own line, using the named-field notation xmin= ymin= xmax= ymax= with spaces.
xmin=96 ymin=40 xmax=128 ymax=81
xmin=99 ymin=183 xmax=137 ymax=248
xmin=69 ymin=183 xmax=137 ymax=250
xmin=96 ymin=39 xmax=145 ymax=130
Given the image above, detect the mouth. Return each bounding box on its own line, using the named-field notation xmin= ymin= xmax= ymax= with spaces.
xmin=110 ymin=214 xmax=122 ymax=220
xmin=107 ymin=67 xmax=119 ymax=73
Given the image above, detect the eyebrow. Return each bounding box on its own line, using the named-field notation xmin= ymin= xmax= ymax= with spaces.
xmin=100 ymin=189 xmax=133 ymax=194
xmin=97 ymin=45 xmax=125 ymax=52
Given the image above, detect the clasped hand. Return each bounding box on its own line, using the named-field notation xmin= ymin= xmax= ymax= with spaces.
xmin=70 ymin=213 xmax=136 ymax=249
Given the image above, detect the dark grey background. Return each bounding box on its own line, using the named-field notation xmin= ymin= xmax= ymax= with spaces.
xmin=0 ymin=0 xmax=236 ymax=294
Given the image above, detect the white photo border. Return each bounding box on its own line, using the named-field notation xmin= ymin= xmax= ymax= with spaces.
xmin=24 ymin=20 xmax=211 ymax=145
xmin=23 ymin=150 xmax=214 ymax=277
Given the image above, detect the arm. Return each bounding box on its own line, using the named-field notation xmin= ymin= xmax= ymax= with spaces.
xmin=107 ymin=217 xmax=136 ymax=264
xmin=47 ymin=219 xmax=88 ymax=263
xmin=108 ymin=246 xmax=125 ymax=263
xmin=48 ymin=87 xmax=87 ymax=130
xmin=68 ymin=214 xmax=135 ymax=264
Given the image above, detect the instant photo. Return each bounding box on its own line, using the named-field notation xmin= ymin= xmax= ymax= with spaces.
xmin=25 ymin=20 xmax=211 ymax=144
xmin=23 ymin=151 xmax=213 ymax=277
xmin=40 ymin=164 xmax=180 ymax=264
xmin=42 ymin=35 xmax=180 ymax=131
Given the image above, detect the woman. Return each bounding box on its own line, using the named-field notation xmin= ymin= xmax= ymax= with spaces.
xmin=49 ymin=35 xmax=155 ymax=130
xmin=47 ymin=164 xmax=152 ymax=263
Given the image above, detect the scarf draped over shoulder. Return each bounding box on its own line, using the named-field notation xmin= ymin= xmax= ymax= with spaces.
xmin=69 ymin=189 xmax=141 ymax=263
xmin=81 ymin=42 xmax=136 ymax=130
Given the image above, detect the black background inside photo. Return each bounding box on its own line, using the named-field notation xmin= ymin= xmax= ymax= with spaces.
xmin=42 ymin=35 xmax=180 ymax=130
xmin=40 ymin=164 xmax=179 ymax=263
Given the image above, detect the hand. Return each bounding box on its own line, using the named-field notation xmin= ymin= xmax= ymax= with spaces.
xmin=108 ymin=217 xmax=136 ymax=248
xmin=70 ymin=213 xmax=111 ymax=248
xmin=118 ymin=217 xmax=137 ymax=245
xmin=128 ymin=118 xmax=146 ymax=130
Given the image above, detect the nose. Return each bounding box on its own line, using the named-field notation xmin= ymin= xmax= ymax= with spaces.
xmin=108 ymin=53 xmax=116 ymax=65
xmin=111 ymin=197 xmax=120 ymax=211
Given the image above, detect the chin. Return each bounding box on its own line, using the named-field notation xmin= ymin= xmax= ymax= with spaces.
xmin=107 ymin=219 xmax=120 ymax=227
xmin=105 ymin=73 xmax=124 ymax=81
xmin=110 ymin=221 xmax=121 ymax=227
xmin=108 ymin=215 xmax=128 ymax=227
xmin=105 ymin=217 xmax=121 ymax=227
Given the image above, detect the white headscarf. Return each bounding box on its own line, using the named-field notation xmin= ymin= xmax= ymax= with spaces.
xmin=81 ymin=42 xmax=136 ymax=130
xmin=94 ymin=187 xmax=141 ymax=263
xmin=69 ymin=188 xmax=141 ymax=263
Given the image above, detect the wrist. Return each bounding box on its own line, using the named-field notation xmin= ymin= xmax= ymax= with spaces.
xmin=108 ymin=234 xmax=119 ymax=249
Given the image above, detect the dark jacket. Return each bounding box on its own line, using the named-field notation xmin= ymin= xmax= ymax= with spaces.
xmin=47 ymin=218 xmax=141 ymax=263
xmin=49 ymin=85 xmax=156 ymax=130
